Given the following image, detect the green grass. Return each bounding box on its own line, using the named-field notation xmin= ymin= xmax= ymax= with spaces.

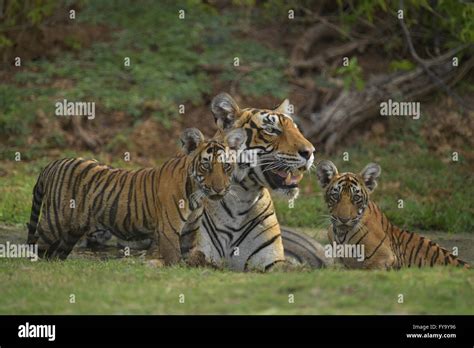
xmin=0 ymin=0 xmax=288 ymax=149
xmin=0 ymin=258 xmax=472 ymax=314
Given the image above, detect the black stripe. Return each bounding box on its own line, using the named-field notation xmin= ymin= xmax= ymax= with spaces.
xmin=181 ymin=227 xmax=199 ymax=237
xmin=91 ymin=170 xmax=119 ymax=211
xmin=263 ymin=259 xmax=285 ymax=271
xmin=201 ymin=212 xmax=225 ymax=258
xmin=430 ymin=247 xmax=440 ymax=267
xmin=142 ymin=170 xmax=154 ymax=229
xmin=245 ymin=234 xmax=281 ymax=269
xmin=50 ymin=158 xmax=76 ymax=240
xmin=253 ymin=223 xmax=279 ymax=240
xmin=164 ymin=210 xmax=181 ymax=236
xmin=364 ymin=234 xmax=387 ymax=260
xmin=220 ymin=200 xmax=234 ymax=218
xmin=353 ymin=229 xmax=369 ymax=245
xmin=401 ymin=231 xmax=415 ymax=264
xmin=233 ymin=211 xmax=274 ymax=248
xmin=36 ymin=225 xmax=53 ymax=245
xmin=412 ymin=237 xmax=425 ymax=266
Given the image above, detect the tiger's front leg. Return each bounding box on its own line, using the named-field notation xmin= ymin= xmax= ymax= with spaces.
xmin=145 ymin=232 xmax=164 ymax=267
xmin=156 ymin=223 xmax=182 ymax=266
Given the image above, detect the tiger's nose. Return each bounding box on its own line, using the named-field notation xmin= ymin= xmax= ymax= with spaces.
xmin=298 ymin=146 xmax=314 ymax=160
xmin=213 ymin=187 xmax=226 ymax=195
xmin=339 ymin=217 xmax=351 ymax=224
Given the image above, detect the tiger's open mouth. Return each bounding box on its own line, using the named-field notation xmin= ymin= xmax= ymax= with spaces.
xmin=264 ymin=168 xmax=304 ymax=189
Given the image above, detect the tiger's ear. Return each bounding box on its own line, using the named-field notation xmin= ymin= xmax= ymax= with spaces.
xmin=225 ymin=128 xmax=247 ymax=150
xmin=316 ymin=160 xmax=338 ymax=188
xmin=180 ymin=128 xmax=205 ymax=155
xmin=211 ymin=93 xmax=240 ymax=131
xmin=273 ymin=98 xmax=292 ymax=115
xmin=360 ymin=163 xmax=381 ymax=192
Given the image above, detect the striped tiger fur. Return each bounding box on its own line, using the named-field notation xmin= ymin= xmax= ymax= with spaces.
xmin=180 ymin=93 xmax=318 ymax=271
xmin=26 ymin=128 xmax=246 ymax=264
xmin=279 ymin=227 xmax=331 ymax=268
xmin=316 ymin=160 xmax=470 ymax=270
xmin=87 ymin=227 xmax=332 ymax=268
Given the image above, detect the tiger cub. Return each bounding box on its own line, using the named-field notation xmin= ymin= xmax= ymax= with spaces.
xmin=26 ymin=128 xmax=246 ymax=265
xmin=316 ymin=160 xmax=469 ymax=270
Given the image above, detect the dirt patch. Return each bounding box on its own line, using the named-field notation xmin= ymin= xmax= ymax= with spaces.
xmin=421 ymin=96 xmax=474 ymax=163
xmin=1 ymin=5 xmax=112 ymax=67
xmin=1 ymin=224 xmax=472 ymax=264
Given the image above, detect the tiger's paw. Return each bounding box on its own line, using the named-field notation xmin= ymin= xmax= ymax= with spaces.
xmin=266 ymin=260 xmax=309 ymax=272
xmin=186 ymin=249 xmax=220 ymax=269
xmin=186 ymin=249 xmax=207 ymax=267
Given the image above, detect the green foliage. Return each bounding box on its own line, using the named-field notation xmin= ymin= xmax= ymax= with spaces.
xmin=338 ymin=0 xmax=474 ymax=51
xmin=335 ymin=57 xmax=365 ymax=91
xmin=389 ymin=59 xmax=416 ymax=72
xmin=437 ymin=0 xmax=474 ymax=44
xmin=261 ymin=0 xmax=315 ymax=20
xmin=0 ymin=34 xmax=13 ymax=48
xmin=25 ymin=0 xmax=57 ymax=24
xmin=232 ymin=0 xmax=256 ymax=7
xmin=0 ymin=85 xmax=36 ymax=141
xmin=337 ymin=0 xmax=387 ymax=25
xmin=0 ymin=0 xmax=60 ymax=48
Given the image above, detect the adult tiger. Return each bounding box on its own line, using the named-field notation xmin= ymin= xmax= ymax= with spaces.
xmin=26 ymin=128 xmax=246 ymax=264
xmin=180 ymin=93 xmax=321 ymax=271
xmin=316 ymin=160 xmax=470 ymax=269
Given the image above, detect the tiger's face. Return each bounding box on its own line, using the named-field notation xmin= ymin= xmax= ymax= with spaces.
xmin=181 ymin=128 xmax=246 ymax=201
xmin=316 ymin=160 xmax=381 ymax=233
xmin=211 ymin=93 xmax=315 ymax=199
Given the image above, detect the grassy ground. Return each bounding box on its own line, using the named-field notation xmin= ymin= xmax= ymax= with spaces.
xmin=1 ymin=224 xmax=473 ymax=315
xmin=0 ymin=0 xmax=288 ymax=154
xmin=1 ymin=256 xmax=472 ymax=315
xmin=1 ymin=255 xmax=473 ymax=315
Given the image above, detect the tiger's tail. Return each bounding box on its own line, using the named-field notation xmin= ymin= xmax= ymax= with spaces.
xmin=399 ymin=230 xmax=470 ymax=268
xmin=26 ymin=172 xmax=45 ymax=245
xmin=280 ymin=227 xmax=332 ymax=268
